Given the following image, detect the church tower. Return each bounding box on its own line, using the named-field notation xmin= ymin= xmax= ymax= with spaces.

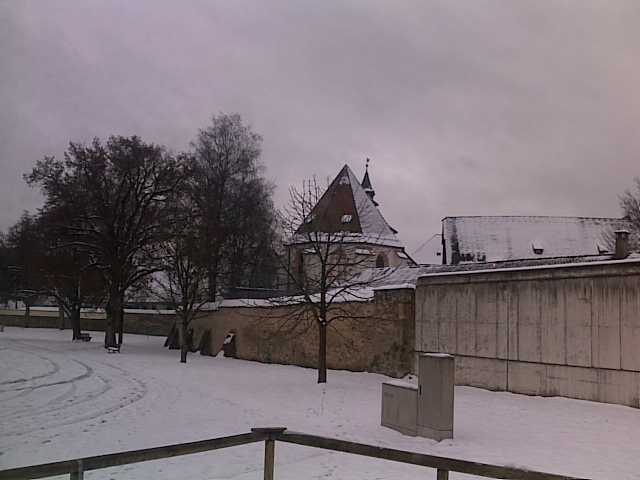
xmin=361 ymin=158 xmax=378 ymax=206
xmin=287 ymin=162 xmax=415 ymax=284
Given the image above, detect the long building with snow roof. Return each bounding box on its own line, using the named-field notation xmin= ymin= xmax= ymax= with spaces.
xmin=441 ymin=215 xmax=633 ymax=265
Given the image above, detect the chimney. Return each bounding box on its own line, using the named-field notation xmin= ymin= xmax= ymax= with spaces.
xmin=614 ymin=230 xmax=630 ymax=259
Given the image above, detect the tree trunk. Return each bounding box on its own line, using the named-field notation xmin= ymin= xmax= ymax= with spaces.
xmin=71 ymin=306 xmax=81 ymax=340
xmin=208 ymin=262 xmax=218 ymax=302
xmin=117 ymin=305 xmax=124 ymax=345
xmin=318 ymin=321 xmax=327 ymax=384
xmin=104 ymin=293 xmax=119 ymax=348
xmin=179 ymin=320 xmax=187 ymax=363
xmin=58 ymin=304 xmax=65 ymax=330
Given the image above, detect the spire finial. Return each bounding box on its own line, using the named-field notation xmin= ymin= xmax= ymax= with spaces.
xmin=361 ymin=157 xmax=378 ymax=206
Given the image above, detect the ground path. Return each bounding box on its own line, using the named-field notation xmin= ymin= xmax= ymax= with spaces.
xmin=1 ymin=327 xmax=639 ymax=479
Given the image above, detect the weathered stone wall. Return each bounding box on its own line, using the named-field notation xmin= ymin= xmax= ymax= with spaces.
xmin=415 ymin=260 xmax=640 ymax=407
xmin=0 ymin=309 xmax=174 ymax=336
xmin=191 ymin=287 xmax=415 ymax=377
xmin=0 ymin=288 xmax=414 ymax=377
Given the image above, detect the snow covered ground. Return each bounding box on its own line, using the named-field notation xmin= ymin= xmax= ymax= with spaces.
xmin=1 ymin=328 xmax=639 ymax=479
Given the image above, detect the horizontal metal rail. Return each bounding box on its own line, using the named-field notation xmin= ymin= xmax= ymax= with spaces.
xmin=0 ymin=427 xmax=593 ymax=480
xmin=276 ymin=431 xmax=590 ymax=480
xmin=0 ymin=432 xmax=262 ymax=480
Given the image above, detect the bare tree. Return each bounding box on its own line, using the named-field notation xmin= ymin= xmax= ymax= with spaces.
xmin=0 ymin=232 xmax=9 ymax=305
xmin=153 ymin=174 xmax=210 ymax=363
xmin=37 ymin=209 xmax=105 ymax=340
xmin=610 ymin=177 xmax=640 ymax=250
xmin=4 ymin=212 xmax=44 ymax=325
xmin=620 ymin=178 xmax=640 ymax=237
xmin=274 ymin=177 xmax=391 ymax=383
xmin=26 ymin=136 xmax=183 ymax=349
xmin=190 ymin=113 xmax=277 ymax=300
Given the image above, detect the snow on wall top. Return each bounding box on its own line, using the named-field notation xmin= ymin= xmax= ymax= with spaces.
xmin=443 ymin=216 xmax=631 ymax=264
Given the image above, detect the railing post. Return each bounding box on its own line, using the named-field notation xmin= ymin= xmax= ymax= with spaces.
xmin=70 ymin=459 xmax=84 ymax=480
xmin=251 ymin=427 xmax=287 ymax=480
xmin=436 ymin=468 xmax=448 ymax=480
xmin=264 ymin=437 xmax=275 ymax=480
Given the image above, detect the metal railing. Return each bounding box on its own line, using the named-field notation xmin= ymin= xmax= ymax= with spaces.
xmin=0 ymin=427 xmax=591 ymax=480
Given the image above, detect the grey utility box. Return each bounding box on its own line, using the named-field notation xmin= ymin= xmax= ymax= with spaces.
xmin=417 ymin=353 xmax=454 ymax=441
xmin=381 ymin=353 xmax=455 ymax=440
xmin=381 ymin=380 xmax=418 ymax=436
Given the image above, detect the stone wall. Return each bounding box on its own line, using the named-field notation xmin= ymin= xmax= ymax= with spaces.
xmin=415 ymin=260 xmax=640 ymax=407
xmin=0 ymin=288 xmax=414 ymax=377
xmin=0 ymin=309 xmax=174 ymax=337
xmin=191 ymin=287 xmax=415 ymax=377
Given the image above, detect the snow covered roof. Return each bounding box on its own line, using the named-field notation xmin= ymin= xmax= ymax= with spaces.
xmin=442 ymin=216 xmax=632 ymax=264
xmin=412 ymin=233 xmax=444 ymax=265
xmin=419 ymin=253 xmax=640 ymax=279
xmin=293 ymin=165 xmax=402 ymax=247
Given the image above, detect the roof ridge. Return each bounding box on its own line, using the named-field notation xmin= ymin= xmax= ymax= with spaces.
xmin=442 ymin=215 xmax=626 ymax=221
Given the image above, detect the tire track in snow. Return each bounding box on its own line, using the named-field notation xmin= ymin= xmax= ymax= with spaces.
xmin=0 ymin=359 xmax=92 ymax=393
xmin=0 ymin=345 xmax=149 ymax=441
xmin=0 ymin=348 xmax=60 ymax=386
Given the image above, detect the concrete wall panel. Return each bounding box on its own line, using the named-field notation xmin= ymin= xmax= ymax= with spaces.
xmin=515 ymin=282 xmax=541 ymax=362
xmin=540 ymin=283 xmax=565 ymax=365
xmin=436 ymin=286 xmax=457 ymax=353
xmin=591 ymin=277 xmax=621 ymax=370
xmin=455 ymin=286 xmax=476 ymax=356
xmin=495 ymin=285 xmax=510 ymax=359
xmin=454 ymin=355 xmax=507 ymax=391
xmin=564 ymin=279 xmax=592 ymax=367
xmin=416 ymin=287 xmax=438 ymax=352
xmin=507 ymin=361 xmax=546 ymax=396
xmin=506 ymin=284 xmax=519 ymax=361
xmin=475 ymin=283 xmax=498 ymax=358
xmin=621 ymin=278 xmax=640 ymax=371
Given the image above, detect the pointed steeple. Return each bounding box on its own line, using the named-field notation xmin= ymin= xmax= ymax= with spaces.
xmin=361 ymin=158 xmax=378 ymax=206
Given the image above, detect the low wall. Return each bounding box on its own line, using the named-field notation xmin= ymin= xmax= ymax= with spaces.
xmin=415 ymin=259 xmax=640 ymax=407
xmin=191 ymin=287 xmax=415 ymax=378
xmin=0 ymin=309 xmax=174 ymax=337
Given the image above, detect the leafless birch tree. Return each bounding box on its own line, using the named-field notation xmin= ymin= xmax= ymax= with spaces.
xmin=274 ymin=177 xmax=391 ymax=383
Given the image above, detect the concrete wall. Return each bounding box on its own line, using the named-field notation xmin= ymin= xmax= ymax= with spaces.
xmin=191 ymin=287 xmax=415 ymax=377
xmin=415 ymin=261 xmax=640 ymax=407
xmin=0 ymin=309 xmax=174 ymax=337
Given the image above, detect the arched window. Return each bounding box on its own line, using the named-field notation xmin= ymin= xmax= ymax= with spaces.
xmin=376 ymin=253 xmax=387 ymax=268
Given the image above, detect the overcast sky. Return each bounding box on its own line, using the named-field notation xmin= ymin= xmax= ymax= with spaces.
xmin=2 ymin=1 xmax=640 ymax=256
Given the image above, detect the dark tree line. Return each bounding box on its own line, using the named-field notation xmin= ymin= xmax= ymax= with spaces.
xmin=1 ymin=113 xmax=279 ymax=358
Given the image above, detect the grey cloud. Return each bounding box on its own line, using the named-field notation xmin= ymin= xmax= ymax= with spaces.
xmin=2 ymin=0 xmax=640 ymax=254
